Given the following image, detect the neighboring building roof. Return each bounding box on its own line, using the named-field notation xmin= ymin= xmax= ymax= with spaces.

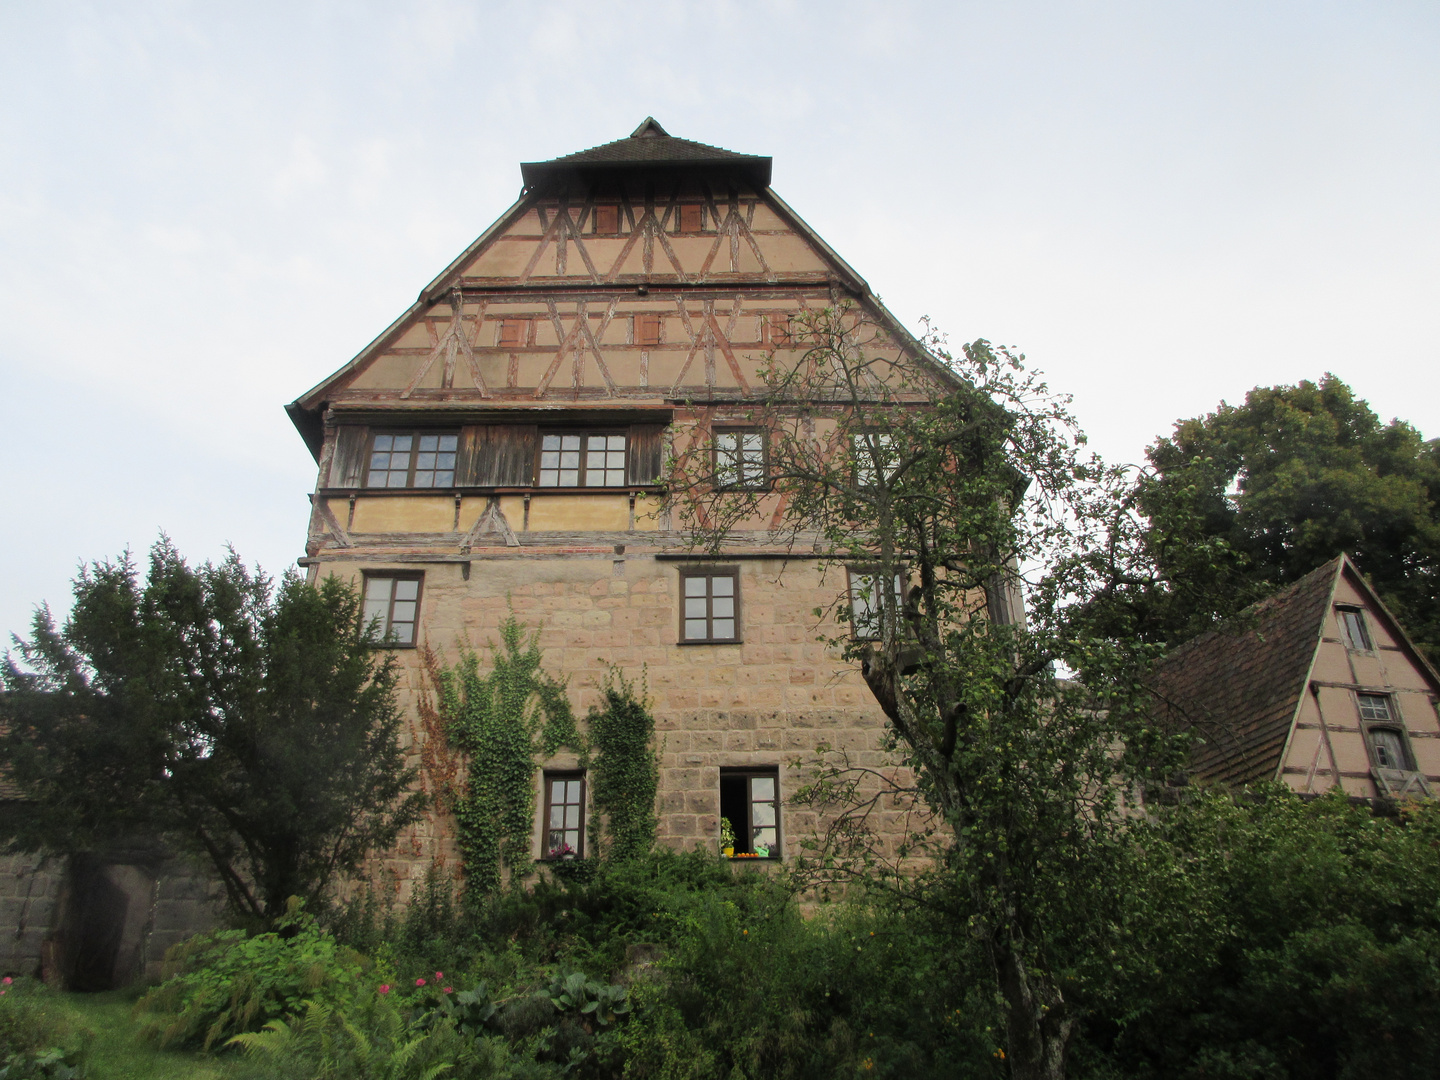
xmin=1149 ymin=553 xmax=1440 ymax=788
xmin=1149 ymin=557 xmax=1342 ymax=785
xmin=520 ymin=117 xmax=772 ymax=189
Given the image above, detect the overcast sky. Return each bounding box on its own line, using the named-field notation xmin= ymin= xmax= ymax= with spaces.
xmin=2 ymin=0 xmax=1437 ymax=642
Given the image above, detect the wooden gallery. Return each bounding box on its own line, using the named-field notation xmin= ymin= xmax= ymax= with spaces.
xmin=285 ymin=119 xmax=940 ymax=885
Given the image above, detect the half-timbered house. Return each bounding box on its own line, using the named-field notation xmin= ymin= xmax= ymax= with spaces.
xmin=286 ymin=119 xmax=947 ymax=885
xmin=1149 ymin=555 xmax=1440 ymax=800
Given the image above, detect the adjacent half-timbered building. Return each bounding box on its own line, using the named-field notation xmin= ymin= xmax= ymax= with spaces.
xmin=286 ymin=119 xmax=941 ymax=884
xmin=1149 ymin=555 xmax=1440 ymax=801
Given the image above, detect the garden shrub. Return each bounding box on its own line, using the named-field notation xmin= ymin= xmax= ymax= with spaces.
xmin=136 ymin=901 xmax=371 ymax=1051
xmin=1079 ymin=788 xmax=1440 ymax=1079
xmin=0 ymin=979 xmax=89 ymax=1079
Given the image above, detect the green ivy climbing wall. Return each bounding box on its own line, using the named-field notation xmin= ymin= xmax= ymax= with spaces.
xmin=437 ymin=616 xmax=583 ymax=895
xmin=586 ymin=669 xmax=658 ymax=863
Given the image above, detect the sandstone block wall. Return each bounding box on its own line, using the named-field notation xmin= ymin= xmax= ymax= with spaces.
xmin=338 ymin=550 xmax=915 ymax=896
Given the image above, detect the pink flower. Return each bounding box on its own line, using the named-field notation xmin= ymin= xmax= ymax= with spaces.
xmin=434 ymin=971 xmax=444 ymax=981
xmin=2 ymin=978 xmax=10 ymax=985
xmin=443 ymin=986 xmax=453 ymax=994
xmin=378 ymin=984 xmax=390 ymax=994
xmin=415 ymin=978 xmax=426 ymax=987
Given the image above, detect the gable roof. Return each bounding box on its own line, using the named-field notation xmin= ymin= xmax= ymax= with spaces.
xmin=521 ymin=117 xmax=772 ymax=189
xmin=1149 ymin=553 xmax=1440 ymax=786
xmin=1149 ymin=557 xmax=1342 ymax=785
xmin=285 ymin=119 xmax=956 ymax=455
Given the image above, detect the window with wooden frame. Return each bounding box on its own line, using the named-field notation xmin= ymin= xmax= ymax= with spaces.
xmin=537 ymin=432 xmax=627 ymax=487
xmin=635 ymin=313 xmax=663 ymax=347
xmin=592 ymin=204 xmax=620 ymax=236
xmin=713 ymin=428 xmax=766 ymax=489
xmin=767 ymin=315 xmax=792 ymax=347
xmin=680 ymin=567 xmax=740 ymax=644
xmin=1338 ymin=606 xmax=1373 ymax=652
xmin=719 ymin=768 xmax=779 ymax=857
xmin=542 ymin=772 xmax=586 ymax=859
xmin=366 ymin=432 xmax=459 ymax=488
xmin=852 ymin=431 xmax=898 ymax=487
xmin=1356 ymin=693 xmax=1415 ymax=769
xmin=497 ymin=317 xmax=530 ymax=348
xmin=678 ymin=203 xmax=704 ymax=233
xmin=361 ymin=573 xmax=423 ymax=647
xmin=848 ymin=568 xmax=904 ymax=641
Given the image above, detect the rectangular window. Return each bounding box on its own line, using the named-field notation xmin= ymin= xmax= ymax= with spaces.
xmin=678 ymin=204 xmax=704 ymax=233
xmin=713 ymin=429 xmax=766 ymax=489
xmin=1338 ymin=607 xmax=1373 ymax=651
xmin=362 ymin=573 xmax=423 ymax=646
xmin=1357 ymin=693 xmax=1394 ymax=722
xmin=720 ymin=769 xmax=779 ymax=857
xmin=767 ymin=315 xmax=792 ymax=346
xmin=849 ymin=569 xmax=903 ymax=640
xmin=635 ymin=313 xmax=662 ymax=347
xmin=537 ymin=432 xmax=627 ymax=487
xmin=542 ymin=772 xmax=585 ymax=859
xmin=498 ymin=318 xmax=530 ymax=348
xmin=593 ymin=204 xmax=619 ymax=235
xmin=681 ymin=568 xmax=740 ymax=643
xmin=366 ymin=432 xmax=458 ymax=488
xmin=852 ymin=432 xmax=898 ymax=487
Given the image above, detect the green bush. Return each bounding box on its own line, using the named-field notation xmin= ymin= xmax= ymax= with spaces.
xmin=0 ymin=978 xmax=90 ymax=1078
xmin=135 ymin=902 xmax=372 ymax=1051
xmin=1081 ymin=788 xmax=1440 ymax=1079
xmin=228 ymin=996 xmax=480 ymax=1080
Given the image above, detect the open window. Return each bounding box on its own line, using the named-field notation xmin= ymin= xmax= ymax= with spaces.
xmin=1337 ymin=606 xmax=1373 ymax=652
xmin=1356 ymin=693 xmax=1430 ymax=797
xmin=542 ymin=772 xmax=585 ymax=859
xmin=719 ymin=768 xmax=779 ymax=858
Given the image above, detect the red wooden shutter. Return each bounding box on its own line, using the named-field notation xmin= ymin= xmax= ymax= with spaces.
xmin=594 ymin=205 xmax=619 ymax=235
xmin=636 ymin=314 xmax=662 ymax=347
xmin=679 ymin=204 xmax=703 ymax=233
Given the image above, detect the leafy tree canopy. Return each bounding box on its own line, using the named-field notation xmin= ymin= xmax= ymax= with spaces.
xmin=0 ymin=540 xmax=425 ymax=925
xmin=669 ymin=307 xmax=1185 ymax=1080
xmin=1140 ymin=374 xmax=1440 ymax=655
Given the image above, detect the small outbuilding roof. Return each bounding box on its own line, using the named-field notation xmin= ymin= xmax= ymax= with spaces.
xmin=1149 ymin=558 xmax=1341 ymax=786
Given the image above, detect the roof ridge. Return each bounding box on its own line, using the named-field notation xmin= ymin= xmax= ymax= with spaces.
xmin=1157 ymin=555 xmax=1344 ymax=666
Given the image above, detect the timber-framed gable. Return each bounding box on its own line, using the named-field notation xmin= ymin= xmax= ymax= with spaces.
xmin=287 ymin=118 xmax=943 ymax=889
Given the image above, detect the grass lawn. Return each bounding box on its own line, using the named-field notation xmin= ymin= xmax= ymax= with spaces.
xmin=52 ymin=992 xmax=250 ymax=1080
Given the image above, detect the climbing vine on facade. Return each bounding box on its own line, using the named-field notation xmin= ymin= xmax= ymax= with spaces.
xmin=436 ymin=616 xmax=583 ymax=895
xmin=586 ymin=668 xmax=659 ymax=862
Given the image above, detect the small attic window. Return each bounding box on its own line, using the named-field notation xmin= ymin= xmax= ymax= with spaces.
xmin=498 ymin=318 xmax=530 ymax=348
xmin=1338 ymin=607 xmax=1373 ymax=652
xmin=635 ymin=314 xmax=662 ymax=347
xmin=593 ymin=205 xmax=619 ymax=236
xmin=678 ymin=204 xmax=704 ymax=234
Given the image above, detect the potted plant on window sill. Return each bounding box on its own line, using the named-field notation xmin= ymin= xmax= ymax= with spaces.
xmin=719 ymin=817 xmax=736 ymax=858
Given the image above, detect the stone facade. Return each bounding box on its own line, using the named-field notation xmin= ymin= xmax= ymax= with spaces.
xmin=288 ymin=120 xmax=939 ymax=895
xmin=0 ymin=845 xmax=223 ymax=986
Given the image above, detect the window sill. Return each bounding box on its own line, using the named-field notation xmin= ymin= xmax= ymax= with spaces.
xmin=678 ymin=639 xmax=743 ymax=647
xmin=726 ymin=854 xmax=779 ymax=861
